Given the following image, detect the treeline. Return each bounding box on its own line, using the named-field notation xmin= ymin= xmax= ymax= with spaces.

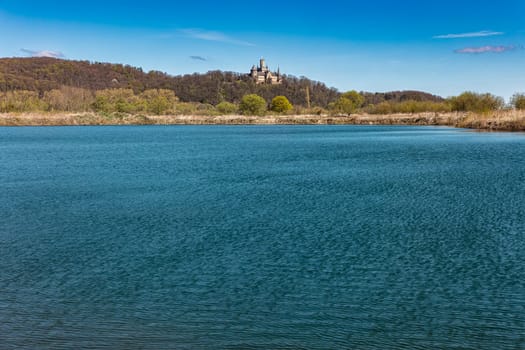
xmin=0 ymin=87 xmax=297 ymax=116
xmin=329 ymin=91 xmax=525 ymax=115
xmin=1 ymin=57 xmax=443 ymax=109
xmin=1 ymin=57 xmax=524 ymax=115
xmin=361 ymin=91 xmax=444 ymax=105
xmin=3 ymin=87 xmax=524 ymax=116
xmin=171 ymin=71 xmax=342 ymax=107
xmin=0 ymin=57 xmax=339 ymax=107
xmin=1 ymin=88 xmax=192 ymax=115
xmin=0 ymin=57 xmax=174 ymax=92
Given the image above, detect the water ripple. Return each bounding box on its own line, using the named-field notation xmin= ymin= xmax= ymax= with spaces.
xmin=1 ymin=125 xmax=525 ymax=349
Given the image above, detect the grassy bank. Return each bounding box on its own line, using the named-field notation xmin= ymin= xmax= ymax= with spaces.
xmin=1 ymin=111 xmax=525 ymax=131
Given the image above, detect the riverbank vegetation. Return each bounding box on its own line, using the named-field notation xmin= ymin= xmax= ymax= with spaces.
xmin=1 ymin=88 xmax=523 ymax=116
xmin=2 ymin=88 xmax=525 ymax=130
xmin=1 ymin=57 xmax=525 ymax=130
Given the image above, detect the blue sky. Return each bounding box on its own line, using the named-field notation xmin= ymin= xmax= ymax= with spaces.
xmin=1 ymin=0 xmax=524 ymax=99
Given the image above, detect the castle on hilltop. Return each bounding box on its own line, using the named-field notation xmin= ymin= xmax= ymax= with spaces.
xmin=249 ymin=58 xmax=282 ymax=85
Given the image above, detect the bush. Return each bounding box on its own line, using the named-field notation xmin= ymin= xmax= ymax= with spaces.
xmin=341 ymin=90 xmax=365 ymax=109
xmin=0 ymin=90 xmax=47 ymax=112
xmin=328 ymin=90 xmax=364 ymax=115
xmin=510 ymin=93 xmax=525 ymax=110
xmin=448 ymin=92 xmax=504 ymax=113
xmin=239 ymin=94 xmax=267 ymax=115
xmin=329 ymin=97 xmax=354 ymax=115
xmin=216 ymin=101 xmax=238 ymax=114
xmin=366 ymin=100 xmax=451 ymax=114
xmin=92 ymin=89 xmax=142 ymax=113
xmin=140 ymin=89 xmax=178 ymax=115
xmin=173 ymin=102 xmax=197 ymax=115
xmin=270 ymin=96 xmax=293 ymax=113
xmin=43 ymin=87 xmax=94 ymax=112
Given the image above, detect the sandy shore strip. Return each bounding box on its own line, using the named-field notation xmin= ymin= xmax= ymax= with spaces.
xmin=2 ymin=111 xmax=525 ymax=131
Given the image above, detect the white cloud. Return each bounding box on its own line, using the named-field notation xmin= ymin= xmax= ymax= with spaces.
xmin=180 ymin=29 xmax=254 ymax=46
xmin=454 ymin=45 xmax=519 ymax=54
xmin=433 ymin=30 xmax=504 ymax=39
xmin=21 ymin=49 xmax=64 ymax=58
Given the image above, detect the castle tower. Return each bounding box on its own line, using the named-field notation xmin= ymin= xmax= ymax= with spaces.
xmin=260 ymin=58 xmax=266 ymax=71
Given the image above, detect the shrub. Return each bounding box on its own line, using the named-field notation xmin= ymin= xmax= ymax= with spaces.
xmin=173 ymin=102 xmax=197 ymax=115
xmin=270 ymin=96 xmax=293 ymax=113
xmin=92 ymin=89 xmax=141 ymax=113
xmin=328 ymin=90 xmax=364 ymax=115
xmin=43 ymin=87 xmax=94 ymax=112
xmin=510 ymin=93 xmax=525 ymax=110
xmin=0 ymin=90 xmax=47 ymax=112
xmin=216 ymin=101 xmax=238 ymax=114
xmin=329 ymin=97 xmax=354 ymax=115
xmin=366 ymin=100 xmax=451 ymax=114
xmin=140 ymin=89 xmax=178 ymax=115
xmin=448 ymin=92 xmax=504 ymax=113
xmin=341 ymin=90 xmax=365 ymax=109
xmin=239 ymin=94 xmax=267 ymax=115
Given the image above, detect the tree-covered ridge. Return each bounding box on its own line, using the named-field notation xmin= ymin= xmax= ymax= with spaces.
xmin=0 ymin=57 xmax=173 ymax=93
xmin=0 ymin=57 xmax=444 ymax=108
xmin=361 ymin=91 xmax=444 ymax=105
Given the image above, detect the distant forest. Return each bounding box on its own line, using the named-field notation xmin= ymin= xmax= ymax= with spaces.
xmin=0 ymin=57 xmax=444 ymax=108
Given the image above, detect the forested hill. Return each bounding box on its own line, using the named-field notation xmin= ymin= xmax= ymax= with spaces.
xmin=0 ymin=57 xmax=176 ymax=93
xmin=0 ymin=57 xmax=443 ymax=107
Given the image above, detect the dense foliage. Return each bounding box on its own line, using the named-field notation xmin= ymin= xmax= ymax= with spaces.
xmin=215 ymin=101 xmax=238 ymax=114
xmin=448 ymin=92 xmax=504 ymax=113
xmin=510 ymin=93 xmax=525 ymax=110
xmin=91 ymin=89 xmax=179 ymax=115
xmin=270 ymin=96 xmax=293 ymax=113
xmin=365 ymin=100 xmax=452 ymax=114
xmin=361 ymin=91 xmax=444 ymax=105
xmin=328 ymin=90 xmax=365 ymax=114
xmin=0 ymin=91 xmax=47 ymax=112
xmin=239 ymin=94 xmax=267 ymax=115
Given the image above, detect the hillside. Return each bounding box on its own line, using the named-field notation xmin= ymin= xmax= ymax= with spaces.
xmin=0 ymin=57 xmax=174 ymax=92
xmin=0 ymin=57 xmax=443 ymax=107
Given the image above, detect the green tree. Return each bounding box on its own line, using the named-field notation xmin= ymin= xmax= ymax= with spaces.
xmin=449 ymin=92 xmax=504 ymax=113
xmin=341 ymin=90 xmax=365 ymax=109
xmin=329 ymin=90 xmax=364 ymax=115
xmin=239 ymin=94 xmax=267 ymax=115
xmin=510 ymin=93 xmax=525 ymax=110
xmin=92 ymin=89 xmax=141 ymax=113
xmin=270 ymin=96 xmax=293 ymax=113
xmin=140 ymin=89 xmax=178 ymax=115
xmin=216 ymin=101 xmax=238 ymax=114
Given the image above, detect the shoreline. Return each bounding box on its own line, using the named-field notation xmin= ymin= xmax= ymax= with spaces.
xmin=1 ymin=111 xmax=525 ymax=131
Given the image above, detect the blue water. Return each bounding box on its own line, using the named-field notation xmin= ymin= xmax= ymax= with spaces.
xmin=1 ymin=125 xmax=524 ymax=349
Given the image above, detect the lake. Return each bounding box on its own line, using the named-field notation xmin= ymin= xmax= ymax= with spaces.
xmin=1 ymin=125 xmax=524 ymax=349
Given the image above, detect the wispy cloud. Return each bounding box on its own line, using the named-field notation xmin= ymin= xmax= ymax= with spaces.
xmin=190 ymin=55 xmax=207 ymax=61
xmin=454 ymin=45 xmax=520 ymax=54
xmin=180 ymin=29 xmax=254 ymax=46
xmin=21 ymin=49 xmax=64 ymax=58
xmin=434 ymin=30 xmax=504 ymax=39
